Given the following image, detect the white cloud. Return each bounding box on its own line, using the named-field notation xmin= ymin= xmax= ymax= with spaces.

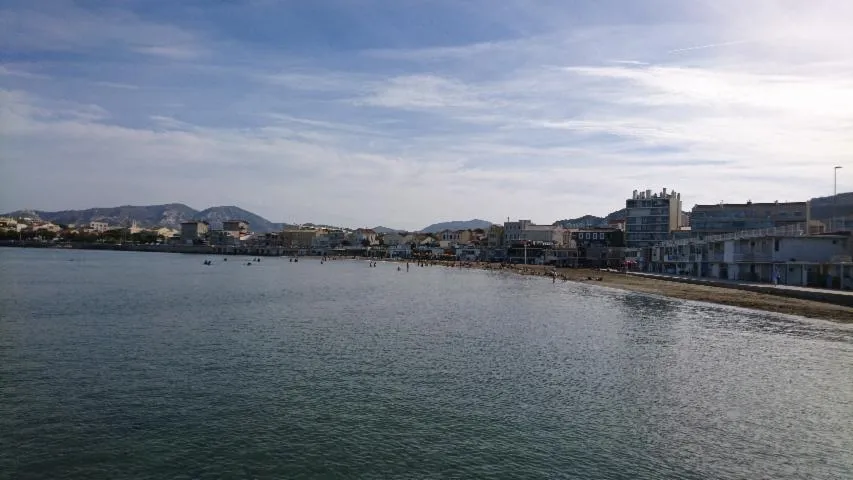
xmin=2 ymin=0 xmax=853 ymax=228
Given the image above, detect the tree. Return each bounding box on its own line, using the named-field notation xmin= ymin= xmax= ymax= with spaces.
xmin=360 ymin=238 xmax=371 ymax=247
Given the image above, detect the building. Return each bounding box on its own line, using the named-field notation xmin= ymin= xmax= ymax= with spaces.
xmin=281 ymin=229 xmax=320 ymax=248
xmin=625 ymin=188 xmax=683 ymax=248
xmin=180 ymin=221 xmax=209 ymax=244
xmin=382 ymin=232 xmax=405 ymax=246
xmin=571 ymin=228 xmax=625 ymax=248
xmin=648 ymin=223 xmax=852 ymax=287
xmin=222 ymin=220 xmax=250 ymax=236
xmin=89 ymin=221 xmax=109 ymax=233
xmin=487 ymin=225 xmax=505 ymax=248
xmin=690 ymin=201 xmax=810 ymax=235
xmin=503 ymin=220 xmax=564 ymax=245
xmin=354 ymin=229 xmax=378 ymax=246
xmin=455 ymin=246 xmax=481 ymax=261
xmin=437 ymin=229 xmax=473 ymax=247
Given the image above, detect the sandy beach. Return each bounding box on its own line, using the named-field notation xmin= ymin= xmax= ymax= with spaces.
xmin=441 ymin=261 xmax=853 ymax=323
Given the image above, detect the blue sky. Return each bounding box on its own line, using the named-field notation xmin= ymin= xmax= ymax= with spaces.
xmin=1 ymin=0 xmax=851 ymax=229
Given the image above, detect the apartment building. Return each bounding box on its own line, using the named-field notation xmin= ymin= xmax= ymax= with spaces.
xmin=180 ymin=221 xmax=209 ymax=244
xmin=625 ymin=188 xmax=683 ymax=248
xmin=690 ymin=201 xmax=810 ymax=235
xmin=281 ymin=229 xmax=320 ymax=248
xmin=89 ymin=221 xmax=109 ymax=233
xmin=223 ymin=220 xmax=250 ymax=235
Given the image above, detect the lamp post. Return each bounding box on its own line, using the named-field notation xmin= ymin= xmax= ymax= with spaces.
xmin=834 ymin=166 xmax=843 ymax=232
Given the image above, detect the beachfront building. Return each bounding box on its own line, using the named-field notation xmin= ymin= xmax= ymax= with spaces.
xmin=625 ymin=188 xmax=683 ymax=248
xmin=381 ymin=232 xmax=405 ymax=246
xmin=282 ymin=228 xmax=320 ymax=249
xmin=354 ymin=228 xmax=379 ymax=246
xmin=690 ymin=201 xmax=810 ymax=236
xmin=487 ymin=225 xmax=504 ymax=248
xmin=455 ymin=246 xmax=481 ymax=262
xmin=223 ymin=220 xmax=250 ymax=237
xmin=437 ymin=229 xmax=474 ymax=246
xmin=388 ymin=244 xmax=412 ymax=259
xmin=649 ymin=223 xmax=852 ymax=288
xmin=503 ymin=220 xmax=565 ymax=245
xmin=180 ymin=221 xmax=209 ymax=244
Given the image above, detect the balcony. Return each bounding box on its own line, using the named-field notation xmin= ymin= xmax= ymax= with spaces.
xmin=733 ymin=252 xmax=773 ymax=263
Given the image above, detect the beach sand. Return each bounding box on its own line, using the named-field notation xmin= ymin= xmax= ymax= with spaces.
xmin=453 ymin=262 xmax=853 ymax=323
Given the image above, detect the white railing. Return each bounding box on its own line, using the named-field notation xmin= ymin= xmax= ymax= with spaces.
xmin=659 ymin=222 xmax=807 ymax=247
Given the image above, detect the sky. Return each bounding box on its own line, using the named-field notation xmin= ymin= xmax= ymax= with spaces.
xmin=1 ymin=0 xmax=851 ymax=230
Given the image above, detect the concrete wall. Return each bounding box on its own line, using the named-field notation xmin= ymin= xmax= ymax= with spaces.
xmin=778 ymin=237 xmax=847 ymax=262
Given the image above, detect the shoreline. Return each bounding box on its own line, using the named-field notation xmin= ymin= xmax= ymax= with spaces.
xmin=416 ymin=260 xmax=853 ymax=323
xmin=6 ymin=246 xmax=852 ymax=322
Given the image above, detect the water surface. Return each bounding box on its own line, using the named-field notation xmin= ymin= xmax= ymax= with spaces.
xmin=1 ymin=248 xmax=851 ymax=479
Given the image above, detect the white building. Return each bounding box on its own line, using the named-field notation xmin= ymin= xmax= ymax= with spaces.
xmin=650 ymin=224 xmax=852 ymax=287
xmin=89 ymin=221 xmax=109 ymax=233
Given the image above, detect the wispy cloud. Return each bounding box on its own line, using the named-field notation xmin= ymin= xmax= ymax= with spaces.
xmin=667 ymin=39 xmax=751 ymax=54
xmin=1 ymin=0 xmax=852 ymax=228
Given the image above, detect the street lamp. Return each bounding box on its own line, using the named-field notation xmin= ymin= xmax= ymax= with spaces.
xmin=834 ymin=166 xmax=843 ymax=232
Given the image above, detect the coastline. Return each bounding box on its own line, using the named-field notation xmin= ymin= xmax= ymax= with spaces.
xmin=430 ymin=261 xmax=853 ymax=323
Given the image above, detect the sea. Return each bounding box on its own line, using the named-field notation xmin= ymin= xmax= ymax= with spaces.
xmin=1 ymin=248 xmax=851 ymax=479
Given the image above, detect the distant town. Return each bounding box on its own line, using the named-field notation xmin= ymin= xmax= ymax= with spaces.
xmin=2 ymin=187 xmax=851 ymax=290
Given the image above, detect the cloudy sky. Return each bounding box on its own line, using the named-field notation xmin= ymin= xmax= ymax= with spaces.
xmin=1 ymin=0 xmax=851 ymax=229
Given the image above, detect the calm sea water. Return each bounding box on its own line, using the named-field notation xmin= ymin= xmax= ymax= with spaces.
xmin=1 ymin=248 xmax=851 ymax=479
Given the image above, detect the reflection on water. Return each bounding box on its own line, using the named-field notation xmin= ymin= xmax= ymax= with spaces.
xmin=1 ymin=248 xmax=852 ymax=480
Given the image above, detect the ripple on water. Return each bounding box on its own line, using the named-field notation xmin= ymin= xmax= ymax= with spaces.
xmin=1 ymin=249 xmax=852 ymax=479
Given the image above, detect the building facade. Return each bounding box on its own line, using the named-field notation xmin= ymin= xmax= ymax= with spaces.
xmin=89 ymin=221 xmax=109 ymax=233
xmin=625 ymin=188 xmax=683 ymax=248
xmin=222 ymin=220 xmax=249 ymax=233
xmin=690 ymin=201 xmax=810 ymax=235
xmin=504 ymin=220 xmax=564 ymax=245
xmin=180 ymin=221 xmax=209 ymax=244
xmin=281 ymin=229 xmax=319 ymax=248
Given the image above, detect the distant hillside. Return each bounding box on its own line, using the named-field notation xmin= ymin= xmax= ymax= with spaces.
xmin=420 ymin=219 xmax=493 ymax=233
xmin=809 ymin=192 xmax=853 ymax=219
xmin=554 ymin=208 xmax=628 ymax=228
xmin=193 ymin=206 xmax=289 ymax=232
xmin=3 ymin=203 xmax=197 ymax=229
xmin=2 ymin=203 xmax=290 ymax=233
xmin=373 ymin=226 xmax=405 ymax=234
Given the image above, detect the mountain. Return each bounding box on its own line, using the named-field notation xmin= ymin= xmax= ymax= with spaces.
xmin=419 ymin=219 xmax=493 ymax=233
xmin=808 ymin=192 xmax=853 ymax=220
xmin=3 ymin=203 xmax=198 ymax=229
xmin=2 ymin=203 xmax=290 ymax=233
xmin=193 ymin=206 xmax=289 ymax=232
xmin=554 ymin=208 xmax=628 ymax=228
xmin=373 ymin=226 xmax=405 ymax=234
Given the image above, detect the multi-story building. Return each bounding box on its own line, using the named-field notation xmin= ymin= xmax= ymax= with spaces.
xmin=354 ymin=228 xmax=378 ymax=246
xmin=89 ymin=221 xmax=109 ymax=233
xmin=222 ymin=220 xmax=250 ymax=235
xmin=437 ymin=229 xmax=473 ymax=245
xmin=487 ymin=225 xmax=505 ymax=248
xmin=503 ymin=220 xmax=564 ymax=245
xmin=689 ymin=201 xmax=810 ymax=235
xmin=571 ymin=228 xmax=625 ymax=248
xmin=281 ymin=229 xmax=320 ymax=248
xmin=625 ymin=188 xmax=683 ymax=248
xmin=650 ymin=225 xmax=850 ymax=287
xmin=180 ymin=221 xmax=209 ymax=244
